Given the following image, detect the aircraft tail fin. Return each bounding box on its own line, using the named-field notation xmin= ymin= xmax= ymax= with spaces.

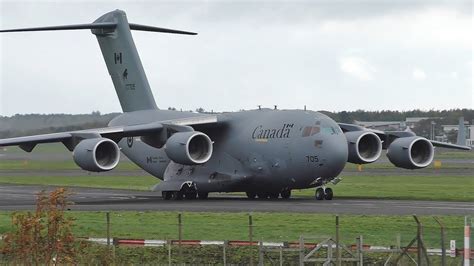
xmin=456 ymin=117 xmax=466 ymax=146
xmin=0 ymin=9 xmax=196 ymax=112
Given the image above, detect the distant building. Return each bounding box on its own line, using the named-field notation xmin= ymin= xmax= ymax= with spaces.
xmin=354 ymin=120 xmax=405 ymax=131
xmin=404 ymin=117 xmax=441 ymax=129
xmin=441 ymin=122 xmax=474 ymax=147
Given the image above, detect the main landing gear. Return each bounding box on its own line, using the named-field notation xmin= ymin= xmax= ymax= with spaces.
xmin=315 ymin=187 xmax=333 ymax=200
xmin=162 ymin=183 xmax=208 ymax=200
xmin=246 ymin=189 xmax=292 ymax=199
xmin=163 ymin=190 xmax=208 ymax=200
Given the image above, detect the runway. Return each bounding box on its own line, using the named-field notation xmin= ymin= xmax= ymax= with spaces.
xmin=0 ymin=184 xmax=472 ymax=215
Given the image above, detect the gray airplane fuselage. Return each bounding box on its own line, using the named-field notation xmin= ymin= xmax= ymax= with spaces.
xmin=112 ymin=108 xmax=348 ymax=193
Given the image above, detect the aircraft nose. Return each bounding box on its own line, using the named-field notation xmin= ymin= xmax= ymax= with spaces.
xmin=321 ymin=133 xmax=348 ymax=177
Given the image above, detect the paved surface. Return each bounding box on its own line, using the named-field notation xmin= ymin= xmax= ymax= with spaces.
xmin=0 ymin=184 xmax=472 ymax=215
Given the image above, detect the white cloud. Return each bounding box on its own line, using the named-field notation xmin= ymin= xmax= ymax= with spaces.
xmin=412 ymin=68 xmax=427 ymax=80
xmin=450 ymin=72 xmax=458 ymax=79
xmin=339 ymin=56 xmax=376 ymax=81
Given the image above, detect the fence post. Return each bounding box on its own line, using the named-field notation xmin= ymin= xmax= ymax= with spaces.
xmin=336 ymin=215 xmax=341 ymax=266
xmin=178 ymin=213 xmax=182 ymax=260
xmin=223 ymin=240 xmax=227 ymax=266
xmin=167 ymin=239 xmax=172 ymax=266
xmin=464 ymin=216 xmax=471 ymax=266
xmin=434 ymin=216 xmax=446 ymax=266
xmin=413 ymin=215 xmax=430 ymax=266
xmin=249 ymin=213 xmax=254 ymax=266
xmin=396 ymin=233 xmax=401 ymax=251
xmin=258 ymin=240 xmax=263 ymax=266
xmin=279 ymin=245 xmax=283 ymax=266
xmin=357 ymin=235 xmax=363 ymax=266
xmin=106 ymin=212 xmax=111 ymax=246
xmin=299 ymin=235 xmax=304 ymax=266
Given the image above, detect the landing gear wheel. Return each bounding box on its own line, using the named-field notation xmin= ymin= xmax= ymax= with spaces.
xmin=246 ymin=192 xmax=256 ymax=199
xmin=280 ymin=190 xmax=291 ymax=199
xmin=185 ymin=191 xmax=197 ymax=200
xmin=315 ymin=188 xmax=324 ymax=200
xmin=162 ymin=191 xmax=172 ymax=200
xmin=269 ymin=192 xmax=279 ymax=199
xmin=257 ymin=192 xmax=269 ymax=199
xmin=171 ymin=191 xmax=183 ymax=200
xmin=198 ymin=192 xmax=209 ymax=199
xmin=324 ymin=187 xmax=333 ymax=200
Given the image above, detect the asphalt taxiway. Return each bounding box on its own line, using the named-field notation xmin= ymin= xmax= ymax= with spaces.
xmin=0 ymin=184 xmax=472 ymax=215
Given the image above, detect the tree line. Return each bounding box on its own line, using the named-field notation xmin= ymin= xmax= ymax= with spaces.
xmin=0 ymin=109 xmax=472 ymax=139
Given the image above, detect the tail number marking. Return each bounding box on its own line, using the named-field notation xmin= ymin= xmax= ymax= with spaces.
xmin=305 ymin=155 xmax=319 ymax=163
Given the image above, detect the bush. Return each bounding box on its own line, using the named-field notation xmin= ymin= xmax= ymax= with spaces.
xmin=1 ymin=188 xmax=75 ymax=265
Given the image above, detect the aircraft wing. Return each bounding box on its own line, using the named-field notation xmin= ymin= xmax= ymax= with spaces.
xmin=429 ymin=140 xmax=472 ymax=150
xmin=0 ymin=115 xmax=218 ymax=152
xmin=338 ymin=123 xmax=471 ymax=151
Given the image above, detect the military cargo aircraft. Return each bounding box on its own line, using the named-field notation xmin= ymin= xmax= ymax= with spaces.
xmin=0 ymin=10 xmax=470 ymax=200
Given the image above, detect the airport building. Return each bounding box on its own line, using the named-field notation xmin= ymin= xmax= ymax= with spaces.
xmin=441 ymin=123 xmax=474 ymax=147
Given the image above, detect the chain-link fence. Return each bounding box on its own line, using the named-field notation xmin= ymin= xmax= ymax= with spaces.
xmin=68 ymin=212 xmax=471 ymax=265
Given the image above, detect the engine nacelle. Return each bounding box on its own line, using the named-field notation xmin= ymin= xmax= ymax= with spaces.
xmin=73 ymin=138 xmax=120 ymax=172
xmin=386 ymin=136 xmax=434 ymax=169
xmin=165 ymin=131 xmax=213 ymax=165
xmin=345 ymin=131 xmax=382 ymax=164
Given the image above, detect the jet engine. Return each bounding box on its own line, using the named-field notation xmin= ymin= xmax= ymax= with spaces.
xmin=345 ymin=131 xmax=382 ymax=164
xmin=165 ymin=131 xmax=213 ymax=165
xmin=386 ymin=136 xmax=434 ymax=169
xmin=73 ymin=138 xmax=120 ymax=172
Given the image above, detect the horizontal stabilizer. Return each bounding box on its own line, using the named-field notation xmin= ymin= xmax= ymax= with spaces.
xmin=0 ymin=22 xmax=196 ymax=35
xmin=0 ymin=23 xmax=117 ymax=32
xmin=129 ymin=23 xmax=197 ymax=35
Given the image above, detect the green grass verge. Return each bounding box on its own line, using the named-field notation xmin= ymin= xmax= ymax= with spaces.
xmin=0 ymin=211 xmax=466 ymax=248
xmin=436 ymin=150 xmax=474 ymax=159
xmin=303 ymin=175 xmax=474 ymax=201
xmin=344 ymin=162 xmax=474 ymax=169
xmin=0 ymin=175 xmax=157 ymax=190
xmin=1 ymin=158 xmax=472 ymax=171
xmin=0 ymin=160 xmax=140 ymax=171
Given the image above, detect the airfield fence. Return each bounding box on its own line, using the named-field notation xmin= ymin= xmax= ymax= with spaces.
xmin=71 ymin=212 xmax=472 ymax=265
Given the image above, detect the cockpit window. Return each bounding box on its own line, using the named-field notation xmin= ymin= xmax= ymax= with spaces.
xmin=302 ymin=126 xmax=320 ymax=137
xmin=321 ymin=126 xmax=341 ymax=135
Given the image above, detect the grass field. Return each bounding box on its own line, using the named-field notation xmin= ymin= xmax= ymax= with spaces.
xmin=0 ymin=175 xmax=157 ymax=190
xmin=2 ymin=158 xmax=473 ymax=171
xmin=0 ymin=160 xmax=140 ymax=171
xmin=0 ymin=211 xmax=466 ymax=248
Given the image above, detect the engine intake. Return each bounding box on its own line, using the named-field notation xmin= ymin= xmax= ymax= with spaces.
xmin=387 ymin=136 xmax=434 ymax=169
xmin=345 ymin=131 xmax=382 ymax=164
xmin=73 ymin=138 xmax=120 ymax=172
xmin=165 ymin=131 xmax=213 ymax=165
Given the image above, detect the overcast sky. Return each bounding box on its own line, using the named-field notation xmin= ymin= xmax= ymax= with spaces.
xmin=0 ymin=0 xmax=472 ymax=116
